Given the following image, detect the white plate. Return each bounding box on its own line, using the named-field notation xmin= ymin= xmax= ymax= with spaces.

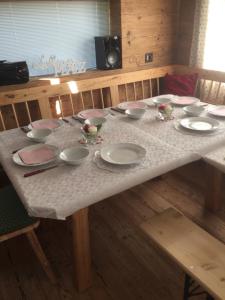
xmin=143 ymin=94 xmax=174 ymax=106
xmin=13 ymin=144 xmax=59 ymax=167
xmin=77 ymin=109 xmax=108 ymax=120
xmin=28 ymin=119 xmax=62 ymax=130
xmin=171 ymin=97 xmax=199 ymax=106
xmin=100 ymin=143 xmax=146 ymax=165
xmin=179 ymin=117 xmax=220 ymax=132
xmin=208 ymin=106 xmax=225 ymax=117
xmin=117 ymin=101 xmax=147 ymax=110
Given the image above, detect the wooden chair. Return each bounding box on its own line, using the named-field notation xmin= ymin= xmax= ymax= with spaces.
xmin=141 ymin=208 xmax=225 ymax=300
xmin=0 ymin=185 xmax=56 ymax=284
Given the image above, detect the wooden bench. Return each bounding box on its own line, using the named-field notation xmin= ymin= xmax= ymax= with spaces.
xmin=141 ymin=208 xmax=225 ymax=300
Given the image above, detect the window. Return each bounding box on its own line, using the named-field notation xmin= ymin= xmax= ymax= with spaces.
xmin=0 ymin=1 xmax=109 ymax=76
xmin=203 ymin=0 xmax=225 ymax=71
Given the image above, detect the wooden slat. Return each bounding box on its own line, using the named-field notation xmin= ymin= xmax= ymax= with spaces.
xmin=0 ymin=108 xmax=6 ymax=130
xmin=90 ymin=90 xmax=95 ymax=108
xmin=156 ymin=78 xmax=160 ymax=95
xmin=141 ymin=81 xmax=144 ymax=99
xmin=133 ymin=82 xmax=136 ymax=101
xmin=125 ymin=84 xmax=128 ymax=101
xmin=11 ymin=104 xmax=19 ymax=128
xmin=100 ymin=89 xmax=105 ymax=109
xmin=80 ymin=93 xmax=85 ymax=109
xmin=207 ymin=80 xmax=214 ymax=102
xmin=110 ymin=85 xmax=120 ymax=106
xmin=216 ymin=82 xmax=222 ymax=100
xmin=58 ymin=95 xmax=64 ymax=117
xmin=149 ymin=79 xmax=153 ymax=98
xmin=25 ymin=102 xmax=32 ymax=123
xmin=69 ymin=93 xmax=75 ymax=115
xmin=141 ymin=208 xmax=225 ymax=300
xmin=38 ymin=97 xmax=52 ymax=119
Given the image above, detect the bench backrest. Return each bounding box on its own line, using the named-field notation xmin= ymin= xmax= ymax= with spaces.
xmin=141 ymin=208 xmax=225 ymax=300
xmin=0 ymin=65 xmax=225 ymax=131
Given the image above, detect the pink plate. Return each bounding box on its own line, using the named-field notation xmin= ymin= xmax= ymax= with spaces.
xmin=118 ymin=101 xmax=147 ymax=110
xmin=171 ymin=97 xmax=199 ymax=106
xmin=208 ymin=106 xmax=225 ymax=117
xmin=78 ymin=109 xmax=108 ymax=119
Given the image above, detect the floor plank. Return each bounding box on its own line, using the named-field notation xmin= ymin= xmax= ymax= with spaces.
xmin=1 ymin=162 xmax=225 ymax=300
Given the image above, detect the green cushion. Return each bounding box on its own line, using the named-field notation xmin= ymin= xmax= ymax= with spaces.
xmin=0 ymin=185 xmax=37 ymax=236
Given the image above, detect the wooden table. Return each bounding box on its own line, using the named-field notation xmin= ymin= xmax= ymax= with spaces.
xmin=1 ymin=101 xmax=225 ymax=291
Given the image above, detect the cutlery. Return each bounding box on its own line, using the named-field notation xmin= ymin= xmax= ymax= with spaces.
xmin=61 ymin=117 xmax=73 ymax=126
xmin=72 ymin=115 xmax=84 ymax=123
xmin=23 ymin=165 xmax=59 ymax=177
xmin=20 ymin=126 xmax=30 ymax=133
xmin=12 ymin=148 xmax=21 ymax=154
xmin=110 ymin=107 xmax=125 ymax=114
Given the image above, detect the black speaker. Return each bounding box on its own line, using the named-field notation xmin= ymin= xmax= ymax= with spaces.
xmin=95 ymin=36 xmax=122 ymax=70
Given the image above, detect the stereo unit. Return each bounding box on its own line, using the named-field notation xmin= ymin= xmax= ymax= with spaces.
xmin=95 ymin=36 xmax=122 ymax=70
xmin=0 ymin=60 xmax=29 ymax=86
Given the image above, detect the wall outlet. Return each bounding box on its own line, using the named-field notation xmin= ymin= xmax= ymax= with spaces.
xmin=145 ymin=52 xmax=153 ymax=63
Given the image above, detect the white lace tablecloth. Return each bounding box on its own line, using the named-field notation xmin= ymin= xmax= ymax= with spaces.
xmin=203 ymin=146 xmax=225 ymax=173
xmin=0 ymin=115 xmax=195 ymax=219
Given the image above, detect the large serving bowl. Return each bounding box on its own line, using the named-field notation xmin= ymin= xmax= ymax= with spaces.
xmin=125 ymin=108 xmax=146 ymax=119
xmin=27 ymin=128 xmax=52 ymax=142
xmin=183 ymin=105 xmax=205 ymax=117
xmin=59 ymin=146 xmax=89 ymax=165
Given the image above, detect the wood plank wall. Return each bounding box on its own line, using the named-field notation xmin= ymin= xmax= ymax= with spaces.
xmin=120 ymin=0 xmax=180 ymax=69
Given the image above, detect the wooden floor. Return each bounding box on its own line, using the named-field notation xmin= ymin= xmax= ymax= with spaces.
xmin=1 ymin=161 xmax=225 ymax=300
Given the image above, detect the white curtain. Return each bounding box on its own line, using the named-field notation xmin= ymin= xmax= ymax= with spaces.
xmin=203 ymin=0 xmax=225 ymax=72
xmin=189 ymin=0 xmax=209 ymax=68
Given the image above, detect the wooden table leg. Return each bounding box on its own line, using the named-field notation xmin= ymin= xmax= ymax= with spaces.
xmin=205 ymin=164 xmax=224 ymax=212
xmin=71 ymin=207 xmax=92 ymax=292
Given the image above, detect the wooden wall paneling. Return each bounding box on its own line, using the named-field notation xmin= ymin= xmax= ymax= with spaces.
xmin=121 ymin=0 xmax=180 ymax=69
xmin=110 ymin=0 xmax=121 ymax=36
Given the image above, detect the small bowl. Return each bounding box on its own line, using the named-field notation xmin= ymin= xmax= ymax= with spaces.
xmin=27 ymin=128 xmax=52 ymax=142
xmin=125 ymin=108 xmax=146 ymax=119
xmin=84 ymin=117 xmax=106 ymax=131
xmin=153 ymin=98 xmax=171 ymax=106
xmin=59 ymin=146 xmax=89 ymax=165
xmin=183 ymin=105 xmax=205 ymax=117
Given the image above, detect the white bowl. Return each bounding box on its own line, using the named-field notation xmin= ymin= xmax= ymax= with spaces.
xmin=183 ymin=105 xmax=205 ymax=117
xmin=27 ymin=128 xmax=52 ymax=142
xmin=59 ymin=146 xmax=89 ymax=165
xmin=84 ymin=117 xmax=106 ymax=131
xmin=153 ymin=98 xmax=171 ymax=106
xmin=125 ymin=108 xmax=146 ymax=119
